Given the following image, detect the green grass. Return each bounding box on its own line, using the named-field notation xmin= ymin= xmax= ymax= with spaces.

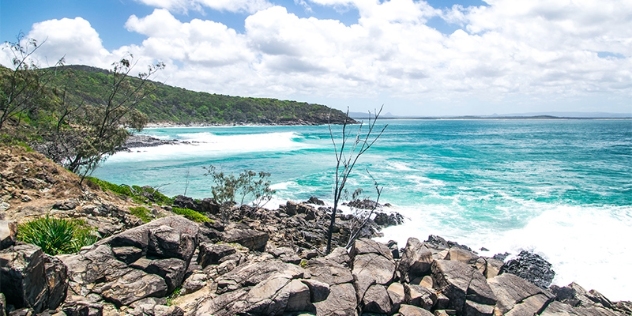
xmin=172 ymin=207 xmax=212 ymax=223
xmin=166 ymin=286 xmax=182 ymax=306
xmin=17 ymin=216 xmax=98 ymax=255
xmin=86 ymin=177 xmax=173 ymax=205
xmin=129 ymin=206 xmax=153 ymax=223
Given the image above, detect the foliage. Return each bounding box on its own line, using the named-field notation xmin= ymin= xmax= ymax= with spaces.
xmin=86 ymin=176 xmax=173 ymax=205
xmin=17 ymin=216 xmax=98 ymax=255
xmin=166 ymin=287 xmax=182 ymax=306
xmin=43 ymin=65 xmax=351 ymax=125
xmin=129 ymin=206 xmax=153 ymax=223
xmin=172 ymin=207 xmax=212 ymax=223
xmin=203 ymin=165 xmax=275 ymax=207
xmin=326 ymin=106 xmax=387 ymax=254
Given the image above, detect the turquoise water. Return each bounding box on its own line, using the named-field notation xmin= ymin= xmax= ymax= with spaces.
xmin=94 ymin=119 xmax=632 ymax=299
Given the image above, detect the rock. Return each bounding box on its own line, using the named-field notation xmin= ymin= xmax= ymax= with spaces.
xmin=96 ymin=269 xmax=168 ymax=306
xmin=362 ymin=284 xmax=392 ymax=314
xmin=387 ymin=240 xmax=400 ymax=259
xmin=398 ymin=237 xmax=434 ymax=283
xmin=350 ymin=238 xmax=393 ymax=260
xmin=313 ymin=283 xmax=357 ymax=316
xmin=111 ymin=246 xmax=144 ymax=265
xmin=373 ymin=212 xmax=404 ymax=227
xmin=301 ymin=279 xmax=330 ymax=303
xmin=540 ymin=300 xmax=624 ymax=316
xmin=307 ymin=258 xmax=354 ymax=286
xmin=246 ymin=276 xmax=312 ymax=314
xmin=463 ymin=299 xmax=494 ymax=315
xmin=194 ymin=288 xmax=249 ymax=316
xmin=500 ymin=251 xmax=555 ymax=289
xmin=306 ymin=196 xmax=325 ymax=205
xmin=405 ymin=284 xmax=436 ymax=310
xmin=181 ymin=272 xmax=208 ymax=294
xmin=147 ymin=224 xmax=197 ymax=261
xmin=197 ymin=243 xmax=236 ymax=268
xmin=0 ymin=244 xmax=68 ymax=313
xmin=61 ymin=300 xmax=103 ymax=316
xmin=488 ymin=273 xmax=553 ymax=315
xmin=325 ymin=247 xmax=352 ymax=267
xmin=222 ymin=229 xmax=268 ymax=251
xmin=0 ymin=220 xmax=17 ymax=250
xmin=1 ymin=293 xmax=6 ymax=316
xmin=52 ymin=200 xmax=77 ymax=210
xmin=446 ymin=247 xmax=478 ymax=264
xmin=431 ymin=260 xmax=496 ymax=313
xmin=550 ymin=282 xmax=617 ymax=310
xmin=388 ymin=283 xmax=405 ymax=312
xmin=145 ymin=258 xmax=187 ymax=292
xmin=484 ymin=258 xmax=503 ymax=279
xmin=397 ymin=304 xmax=434 ymax=316
xmin=216 ymin=260 xmax=303 ymax=293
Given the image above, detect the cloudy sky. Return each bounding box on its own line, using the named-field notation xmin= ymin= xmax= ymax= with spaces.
xmin=1 ymin=0 xmax=631 ymax=116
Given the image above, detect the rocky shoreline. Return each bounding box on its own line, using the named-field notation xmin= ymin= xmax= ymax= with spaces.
xmin=1 ymin=146 xmax=631 ymax=315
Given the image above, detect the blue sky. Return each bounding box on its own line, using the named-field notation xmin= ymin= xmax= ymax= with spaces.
xmin=1 ymin=0 xmax=631 ymax=115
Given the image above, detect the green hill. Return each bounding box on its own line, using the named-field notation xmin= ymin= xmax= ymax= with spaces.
xmin=49 ymin=65 xmax=352 ymax=125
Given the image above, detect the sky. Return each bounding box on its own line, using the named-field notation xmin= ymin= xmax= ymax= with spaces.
xmin=1 ymin=0 xmax=631 ymax=116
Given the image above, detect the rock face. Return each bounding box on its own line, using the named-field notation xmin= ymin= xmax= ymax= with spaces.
xmin=500 ymin=250 xmax=555 ymax=289
xmin=0 ymin=221 xmax=17 ymax=250
xmin=0 ymin=243 xmax=68 ymax=313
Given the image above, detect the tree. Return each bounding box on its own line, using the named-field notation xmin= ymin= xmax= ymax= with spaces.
xmin=326 ymin=106 xmax=387 ymax=254
xmin=37 ymin=55 xmax=164 ymax=182
xmin=344 ymin=170 xmax=383 ymax=249
xmin=0 ymin=34 xmax=63 ymax=130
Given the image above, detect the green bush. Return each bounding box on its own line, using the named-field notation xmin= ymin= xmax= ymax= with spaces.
xmin=172 ymin=207 xmax=212 ymax=223
xmin=17 ymin=216 xmax=98 ymax=255
xmin=86 ymin=177 xmax=173 ymax=205
xmin=129 ymin=206 xmax=153 ymax=223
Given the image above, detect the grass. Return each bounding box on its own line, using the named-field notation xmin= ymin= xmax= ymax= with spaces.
xmin=129 ymin=206 xmax=153 ymax=223
xmin=166 ymin=286 xmax=182 ymax=306
xmin=17 ymin=216 xmax=98 ymax=255
xmin=86 ymin=177 xmax=173 ymax=205
xmin=172 ymin=207 xmax=213 ymax=223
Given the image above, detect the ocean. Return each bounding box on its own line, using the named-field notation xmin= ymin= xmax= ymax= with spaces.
xmin=93 ymin=119 xmax=632 ymax=300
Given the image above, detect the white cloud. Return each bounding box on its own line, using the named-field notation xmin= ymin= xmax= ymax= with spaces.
xmin=134 ymin=0 xmax=272 ymax=13
xmin=25 ymin=17 xmax=111 ymax=68
xmin=5 ymin=0 xmax=631 ymax=115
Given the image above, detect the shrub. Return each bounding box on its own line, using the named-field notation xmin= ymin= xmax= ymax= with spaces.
xmin=86 ymin=177 xmax=173 ymax=205
xmin=203 ymin=165 xmax=275 ymax=207
xmin=172 ymin=207 xmax=212 ymax=223
xmin=17 ymin=216 xmax=98 ymax=255
xmin=129 ymin=206 xmax=152 ymax=223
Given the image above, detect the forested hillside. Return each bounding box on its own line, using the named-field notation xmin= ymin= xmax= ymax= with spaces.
xmin=52 ymin=65 xmax=351 ymax=125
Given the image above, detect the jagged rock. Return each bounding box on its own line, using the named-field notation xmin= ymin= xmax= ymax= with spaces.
xmin=52 ymin=200 xmax=77 ymax=210
xmin=313 ymin=283 xmax=357 ymax=316
xmin=61 ymin=300 xmax=103 ymax=316
xmin=387 ymin=240 xmax=400 ymax=259
xmin=0 ymin=220 xmax=17 ymax=250
xmin=431 ymin=260 xmax=496 ymax=313
xmin=111 ymin=246 xmax=144 ymax=264
xmin=464 ymin=299 xmax=494 ymax=315
xmin=197 ymin=243 xmax=236 ymax=268
xmin=181 ymin=272 xmax=208 ymax=294
xmin=216 ymin=260 xmax=303 ymax=293
xmin=147 ymin=224 xmax=197 ymax=261
xmin=222 ymin=229 xmax=268 ymax=251
xmin=500 ymin=251 xmax=555 ymax=289
xmin=145 ymin=258 xmax=187 ymax=292
xmin=484 ymin=258 xmax=503 ymax=279
xmin=307 ymin=257 xmax=354 ymax=286
xmin=351 ymin=240 xmax=395 ymax=305
xmin=446 ymin=247 xmax=478 ymax=264
xmin=129 ymin=297 xmax=184 ymax=316
xmin=398 ymin=237 xmax=434 ymax=283
xmin=0 ymin=244 xmax=68 ymax=313
xmin=405 ymin=284 xmax=436 ymax=310
xmin=388 ymin=283 xmax=405 ymax=312
xmin=246 ymin=275 xmax=312 ymax=314
xmin=285 ymin=201 xmax=298 ymax=216
xmin=363 ymin=284 xmax=392 ymax=313
xmin=194 ymin=288 xmax=249 ymax=316
xmin=96 ymin=269 xmax=168 ymax=306
xmin=396 ymin=304 xmax=434 ymax=316
xmin=489 ymin=273 xmax=553 ymax=315
xmin=325 ymin=247 xmax=352 ymax=267
xmin=306 ymin=196 xmax=325 ymax=205
xmin=350 ymin=238 xmax=393 ymax=260
xmin=373 ymin=212 xmax=404 ymax=227
xmin=540 ymin=300 xmax=624 ymax=316
xmin=0 ymin=293 xmax=6 ymax=316
xmin=301 ymin=279 xmax=330 ymax=303
xmin=550 ymin=282 xmax=616 ymax=309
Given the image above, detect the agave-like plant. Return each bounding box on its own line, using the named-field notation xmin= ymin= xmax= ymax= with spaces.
xmin=17 ymin=216 xmax=98 ymax=255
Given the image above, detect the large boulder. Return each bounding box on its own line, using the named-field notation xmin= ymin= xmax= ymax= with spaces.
xmin=488 ymin=273 xmax=553 ymax=315
xmin=398 ymin=238 xmax=434 ymax=283
xmin=431 ymin=260 xmax=497 ymax=314
xmin=197 ymin=243 xmax=236 ymax=268
xmin=222 ymin=229 xmax=269 ymax=251
xmin=0 ymin=244 xmax=68 ymax=313
xmin=350 ymin=239 xmax=396 ymax=306
xmin=499 ymin=251 xmax=555 ymax=289
xmin=216 ymin=259 xmax=304 ymax=293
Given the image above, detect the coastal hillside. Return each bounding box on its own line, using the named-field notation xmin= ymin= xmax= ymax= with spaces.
xmin=46 ymin=65 xmax=352 ymax=125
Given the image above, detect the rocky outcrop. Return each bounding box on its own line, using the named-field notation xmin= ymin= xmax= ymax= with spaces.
xmin=500 ymin=250 xmax=555 ymax=289
xmin=0 ymin=221 xmax=16 ymax=250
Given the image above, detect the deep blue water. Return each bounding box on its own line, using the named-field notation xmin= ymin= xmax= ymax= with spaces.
xmin=93 ymin=119 xmax=632 ymax=299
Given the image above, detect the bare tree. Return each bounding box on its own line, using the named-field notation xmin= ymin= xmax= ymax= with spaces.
xmin=326 ymin=105 xmax=387 ymax=254
xmin=345 ymin=170 xmax=383 ymax=249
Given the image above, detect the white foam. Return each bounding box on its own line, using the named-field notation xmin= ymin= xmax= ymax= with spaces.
xmin=106 ymin=132 xmax=309 ymax=163
xmin=376 ymin=203 xmax=632 ymax=301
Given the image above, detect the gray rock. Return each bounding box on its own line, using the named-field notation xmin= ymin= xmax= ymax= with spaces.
xmin=194 ymin=288 xmax=249 ymax=316
xmin=307 ymin=258 xmax=354 ymax=286
xmin=405 ymin=284 xmax=436 ymax=310
xmin=301 ymin=279 xmax=330 ymax=302
xmin=313 ymin=283 xmax=357 ymax=316
xmin=181 ymin=272 xmax=208 ymax=294
xmin=61 ymin=300 xmax=103 ymax=316
xmin=216 ymin=259 xmax=303 ymax=293
xmin=540 ymin=300 xmax=624 ymax=316
xmin=0 ymin=244 xmax=65 ymax=313
xmin=464 ymin=299 xmax=494 ymax=316
xmin=325 ymin=247 xmax=352 ymax=267
xmin=398 ymin=238 xmax=434 ymax=283
xmin=145 ymin=258 xmax=187 ymax=292
xmin=0 ymin=220 xmax=17 ymax=250
xmin=431 ymin=260 xmax=496 ymax=313
xmin=352 ymin=253 xmax=395 ymax=285
xmin=500 ymin=251 xmax=555 ymax=289
xmin=397 ymin=304 xmax=434 ymax=316
xmin=350 ymin=238 xmax=393 ymax=260
xmin=362 ymin=284 xmax=392 ymax=314
xmin=197 ymin=243 xmax=236 ymax=268
xmin=222 ymin=229 xmax=269 ymax=251
xmin=111 ymin=246 xmax=144 ymax=264
xmin=1 ymin=293 xmax=6 ymax=316
xmin=97 ymin=269 xmax=168 ymax=306
xmin=388 ymin=283 xmax=405 ymax=312
xmin=446 ymin=247 xmax=478 ymax=264
xmin=488 ymin=273 xmax=553 ymax=315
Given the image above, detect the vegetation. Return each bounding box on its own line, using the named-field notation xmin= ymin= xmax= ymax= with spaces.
xmin=17 ymin=216 xmax=98 ymax=255
xmin=326 ymin=106 xmax=387 ymax=254
xmin=45 ymin=65 xmax=351 ymax=125
xmin=86 ymin=177 xmax=173 ymax=205
xmin=203 ymin=165 xmax=275 ymax=207
xmin=172 ymin=207 xmax=212 ymax=223
xmin=129 ymin=206 xmax=153 ymax=223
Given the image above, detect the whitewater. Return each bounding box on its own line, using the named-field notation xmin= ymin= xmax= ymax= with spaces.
xmin=93 ymin=119 xmax=632 ymax=300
